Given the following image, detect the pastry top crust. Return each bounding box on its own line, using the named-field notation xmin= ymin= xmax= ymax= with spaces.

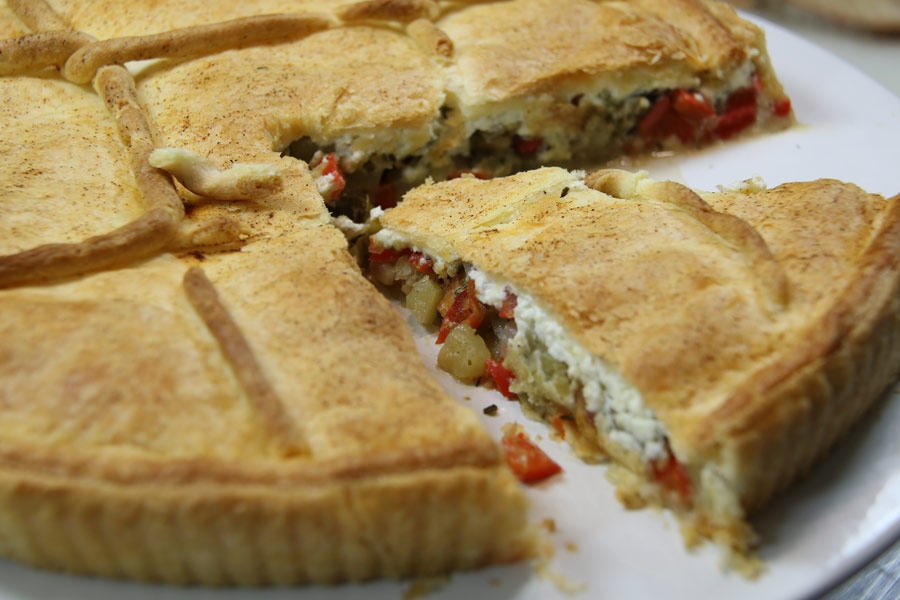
xmin=0 ymin=54 xmax=497 ymax=490
xmin=380 ymin=167 xmax=899 ymax=461
xmin=45 ymin=0 xmax=351 ymax=37
xmin=0 ymin=75 xmax=145 ymax=255
xmin=439 ymin=0 xmax=769 ymax=105
xmin=0 ymin=3 xmax=30 ymax=38
xmin=0 ymin=226 xmax=499 ymax=484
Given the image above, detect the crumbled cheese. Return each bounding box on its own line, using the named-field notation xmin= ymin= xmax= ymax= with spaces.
xmin=468 ymin=267 xmax=667 ymax=462
xmin=717 ymin=175 xmax=767 ymax=194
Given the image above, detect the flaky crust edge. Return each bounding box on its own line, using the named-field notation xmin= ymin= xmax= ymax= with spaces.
xmin=684 ymin=191 xmax=900 ymax=556
xmin=0 ymin=461 xmax=533 ymax=584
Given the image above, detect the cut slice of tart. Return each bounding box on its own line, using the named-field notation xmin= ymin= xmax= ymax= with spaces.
xmin=0 ymin=39 xmax=534 ymax=584
xmin=37 ymin=0 xmax=791 ymax=218
xmin=371 ymin=167 xmax=900 ymax=569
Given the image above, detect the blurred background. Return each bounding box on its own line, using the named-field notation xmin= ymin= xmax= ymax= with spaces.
xmin=735 ymin=1 xmax=900 ymax=98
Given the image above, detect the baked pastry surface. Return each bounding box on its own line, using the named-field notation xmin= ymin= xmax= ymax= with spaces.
xmin=0 ymin=4 xmax=534 ymax=584
xmin=375 ymin=167 xmax=900 ymax=562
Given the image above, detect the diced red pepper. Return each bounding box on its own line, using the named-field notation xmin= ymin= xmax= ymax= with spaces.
xmin=436 ymin=280 xmax=487 ymax=344
xmin=652 ymin=453 xmax=693 ymax=505
xmin=671 ymin=89 xmax=715 ymax=119
xmin=310 ymin=152 xmax=346 ymax=201
xmin=714 ymin=104 xmax=757 ymax=140
xmin=486 ymin=358 xmax=517 ymax=400
xmin=724 ymin=87 xmax=758 ymax=112
xmin=551 ymin=413 xmax=572 ymax=440
xmin=773 ymin=97 xmax=792 ymax=117
xmin=638 ymin=94 xmax=673 ymax=139
xmin=501 ymin=430 xmax=562 ymax=484
xmin=408 ymin=251 xmax=435 ymax=276
xmin=512 ymin=135 xmax=543 ymax=156
xmin=367 ymin=237 xmax=409 ymax=263
xmin=499 ymin=290 xmax=517 ymax=319
xmin=448 ymin=169 xmax=488 ymax=180
xmin=373 ymin=181 xmax=397 ymax=209
xmin=639 ymin=89 xmax=715 ymax=145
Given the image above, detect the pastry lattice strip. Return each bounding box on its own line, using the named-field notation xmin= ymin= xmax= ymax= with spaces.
xmin=183 ymin=266 xmax=309 ymax=457
xmin=0 ymin=65 xmax=184 ymax=288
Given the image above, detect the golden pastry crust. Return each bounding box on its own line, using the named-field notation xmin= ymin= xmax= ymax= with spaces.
xmin=0 ymin=3 xmax=534 ymax=582
xmin=379 ymin=167 xmax=900 ymax=556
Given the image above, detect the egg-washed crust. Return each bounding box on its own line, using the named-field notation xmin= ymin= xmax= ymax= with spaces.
xmin=0 ymin=2 xmax=534 ymax=584
xmin=379 ymin=167 xmax=900 ymax=558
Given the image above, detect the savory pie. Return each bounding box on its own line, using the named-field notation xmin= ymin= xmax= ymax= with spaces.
xmin=371 ymin=167 xmax=900 ymax=570
xmin=0 ymin=0 xmax=800 ymax=585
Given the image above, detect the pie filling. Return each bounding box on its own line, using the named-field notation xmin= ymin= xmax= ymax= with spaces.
xmin=287 ymin=66 xmax=790 ymax=230
xmin=366 ymin=230 xmax=694 ymax=503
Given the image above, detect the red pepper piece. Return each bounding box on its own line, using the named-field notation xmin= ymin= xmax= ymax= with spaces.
xmin=551 ymin=413 xmax=571 ymax=439
xmin=652 ymin=453 xmax=693 ymax=505
xmin=373 ymin=181 xmax=397 ymax=209
xmin=672 ymin=89 xmax=715 ymax=119
xmin=714 ymin=104 xmax=756 ymax=139
xmin=408 ymin=251 xmax=435 ymax=276
xmin=724 ymin=86 xmax=758 ymax=112
xmin=499 ymin=291 xmax=517 ymax=319
xmin=638 ymin=94 xmax=673 ymax=139
xmin=512 ymin=135 xmax=543 ymax=156
xmin=310 ymin=152 xmax=346 ymax=201
xmin=436 ymin=280 xmax=487 ymax=344
xmin=773 ymin=97 xmax=792 ymax=117
xmin=367 ymin=237 xmax=410 ymax=263
xmin=486 ymin=358 xmax=517 ymax=400
xmin=501 ymin=430 xmax=562 ymax=484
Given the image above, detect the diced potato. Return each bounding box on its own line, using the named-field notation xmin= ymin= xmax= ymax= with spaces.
xmin=438 ymin=324 xmax=490 ymax=384
xmin=370 ymin=261 xmax=396 ymax=286
xmin=406 ymin=277 xmax=443 ymax=325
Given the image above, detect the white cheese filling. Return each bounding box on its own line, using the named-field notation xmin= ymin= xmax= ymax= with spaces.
xmin=467 ymin=267 xmax=667 ymax=462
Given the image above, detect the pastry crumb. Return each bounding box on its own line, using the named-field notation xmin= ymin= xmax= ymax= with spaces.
xmin=540 ymin=518 xmax=557 ymax=533
xmin=564 ymin=541 xmax=578 ymax=553
xmin=403 ymin=575 xmax=450 ymax=599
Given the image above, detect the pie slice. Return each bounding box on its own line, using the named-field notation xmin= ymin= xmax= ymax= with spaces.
xmin=40 ymin=0 xmax=791 ymax=217
xmin=0 ymin=31 xmax=533 ymax=585
xmin=371 ymin=167 xmax=900 ymax=569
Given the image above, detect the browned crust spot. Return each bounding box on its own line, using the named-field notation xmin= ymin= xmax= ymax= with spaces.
xmin=63 ymin=13 xmax=334 ymax=85
xmin=183 ymin=267 xmax=310 ymax=457
xmin=0 ymin=66 xmax=184 ymax=289
xmin=337 ymin=0 xmax=440 ymax=23
xmin=0 ymin=30 xmax=93 ymax=76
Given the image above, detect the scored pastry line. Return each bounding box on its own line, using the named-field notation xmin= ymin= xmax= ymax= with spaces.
xmin=182 ymin=266 xmax=310 ymax=458
xmin=584 ymin=169 xmax=790 ymax=312
xmin=62 ymin=13 xmax=334 ymax=85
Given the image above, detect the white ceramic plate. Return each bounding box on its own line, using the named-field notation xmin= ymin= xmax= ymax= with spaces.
xmin=2 ymin=15 xmax=899 ymax=600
